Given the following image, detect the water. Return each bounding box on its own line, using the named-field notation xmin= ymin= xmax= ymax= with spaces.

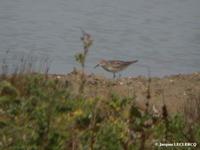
xmin=0 ymin=0 xmax=200 ymax=77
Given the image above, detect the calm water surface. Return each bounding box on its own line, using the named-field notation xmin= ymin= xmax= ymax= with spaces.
xmin=0 ymin=0 xmax=200 ymax=77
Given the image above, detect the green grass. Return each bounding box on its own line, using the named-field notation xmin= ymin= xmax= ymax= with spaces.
xmin=0 ymin=74 xmax=199 ymax=150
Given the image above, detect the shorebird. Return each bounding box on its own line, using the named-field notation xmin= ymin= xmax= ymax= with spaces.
xmin=94 ymin=59 xmax=138 ymax=78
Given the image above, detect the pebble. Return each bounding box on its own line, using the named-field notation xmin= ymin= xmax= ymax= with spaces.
xmin=56 ymin=75 xmax=61 ymax=79
xmin=119 ymin=82 xmax=124 ymax=85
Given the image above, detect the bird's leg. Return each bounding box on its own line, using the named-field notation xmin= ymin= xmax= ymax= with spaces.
xmin=113 ymin=73 xmax=116 ymax=79
xmin=119 ymin=73 xmax=121 ymax=78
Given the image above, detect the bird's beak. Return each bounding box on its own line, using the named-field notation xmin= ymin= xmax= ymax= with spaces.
xmin=94 ymin=64 xmax=99 ymax=68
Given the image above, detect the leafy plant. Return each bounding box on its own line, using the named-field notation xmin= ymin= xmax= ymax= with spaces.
xmin=74 ymin=30 xmax=93 ymax=93
xmin=75 ymin=29 xmax=93 ymax=74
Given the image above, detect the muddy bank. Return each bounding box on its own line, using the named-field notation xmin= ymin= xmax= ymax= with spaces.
xmin=50 ymin=71 xmax=200 ymax=114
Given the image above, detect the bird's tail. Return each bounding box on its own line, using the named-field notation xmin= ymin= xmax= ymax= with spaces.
xmin=129 ymin=60 xmax=138 ymax=64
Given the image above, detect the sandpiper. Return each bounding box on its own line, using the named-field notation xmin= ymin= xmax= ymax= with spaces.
xmin=94 ymin=59 xmax=138 ymax=78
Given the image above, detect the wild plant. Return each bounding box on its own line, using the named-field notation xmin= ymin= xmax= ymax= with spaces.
xmin=74 ymin=29 xmax=93 ymax=93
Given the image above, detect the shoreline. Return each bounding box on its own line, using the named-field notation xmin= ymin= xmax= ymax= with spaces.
xmin=48 ymin=71 xmax=200 ymax=115
xmin=49 ymin=69 xmax=200 ymax=79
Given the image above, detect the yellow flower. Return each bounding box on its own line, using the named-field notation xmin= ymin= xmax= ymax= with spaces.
xmin=73 ymin=109 xmax=84 ymax=117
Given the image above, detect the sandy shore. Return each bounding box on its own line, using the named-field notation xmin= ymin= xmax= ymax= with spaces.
xmin=50 ymin=71 xmax=200 ymax=115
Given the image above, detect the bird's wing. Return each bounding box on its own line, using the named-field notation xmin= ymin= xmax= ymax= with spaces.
xmin=109 ymin=60 xmax=138 ymax=66
xmin=108 ymin=60 xmax=125 ymax=67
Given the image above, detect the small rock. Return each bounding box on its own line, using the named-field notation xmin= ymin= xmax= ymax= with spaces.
xmin=119 ymin=82 xmax=124 ymax=85
xmin=56 ymin=75 xmax=61 ymax=79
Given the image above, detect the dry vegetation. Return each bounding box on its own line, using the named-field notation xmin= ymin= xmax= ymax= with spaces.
xmin=0 ymin=70 xmax=200 ymax=150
